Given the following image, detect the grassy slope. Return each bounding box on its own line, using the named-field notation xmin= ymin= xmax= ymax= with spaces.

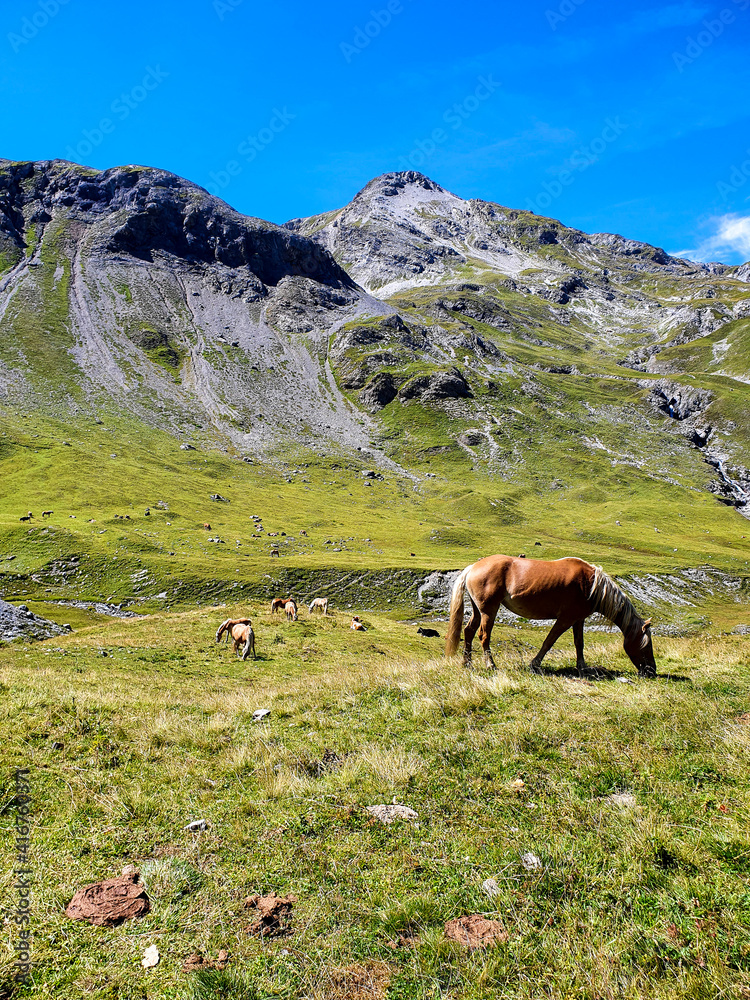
xmin=1 ymin=607 xmax=750 ymax=999
xmin=1 ymin=406 xmax=749 ymax=625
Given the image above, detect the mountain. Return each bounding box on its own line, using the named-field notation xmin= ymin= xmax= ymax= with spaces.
xmin=0 ymin=158 xmax=385 ymax=458
xmin=287 ymin=171 xmax=750 ymax=512
xmin=1 ymin=160 xmax=749 ymax=614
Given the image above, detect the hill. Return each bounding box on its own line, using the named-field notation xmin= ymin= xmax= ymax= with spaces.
xmin=1 ymin=159 xmax=749 ymax=623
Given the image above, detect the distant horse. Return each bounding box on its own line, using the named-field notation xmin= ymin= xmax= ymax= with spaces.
xmin=215 ymin=618 xmax=256 ymax=660
xmin=271 ymin=597 xmax=292 ymax=614
xmin=445 ymin=555 xmax=656 ymax=677
xmin=308 ymin=597 xmax=329 ymax=615
xmin=284 ymin=600 xmax=298 ymax=621
xmin=41 ymin=510 xmax=53 ymax=518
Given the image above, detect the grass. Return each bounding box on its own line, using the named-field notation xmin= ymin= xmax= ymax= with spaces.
xmin=1 ymin=603 xmax=750 ymax=998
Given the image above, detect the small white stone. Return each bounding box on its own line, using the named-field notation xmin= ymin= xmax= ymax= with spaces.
xmin=142 ymin=945 xmax=159 ymax=969
xmin=184 ymin=819 xmax=207 ymax=832
xmin=482 ymin=877 xmax=501 ymax=899
xmin=366 ymin=804 xmax=418 ymax=824
xmin=520 ymin=852 xmax=543 ymax=871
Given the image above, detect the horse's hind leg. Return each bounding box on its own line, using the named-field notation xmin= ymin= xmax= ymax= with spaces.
xmin=530 ymin=618 xmax=572 ymax=674
xmin=463 ymin=598 xmax=481 ymax=668
xmin=479 ymin=612 xmax=498 ymax=670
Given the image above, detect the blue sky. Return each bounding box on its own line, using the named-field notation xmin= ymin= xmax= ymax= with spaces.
xmin=2 ymin=0 xmax=750 ymax=263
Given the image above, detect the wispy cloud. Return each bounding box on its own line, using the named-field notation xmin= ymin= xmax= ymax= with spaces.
xmin=673 ymin=213 xmax=750 ymax=264
xmin=621 ymin=2 xmax=712 ymax=35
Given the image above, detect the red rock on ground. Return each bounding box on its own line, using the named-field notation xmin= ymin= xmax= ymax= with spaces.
xmin=444 ymin=914 xmax=509 ymax=950
xmin=65 ymin=872 xmax=150 ymax=927
xmin=244 ymin=892 xmax=296 ymax=937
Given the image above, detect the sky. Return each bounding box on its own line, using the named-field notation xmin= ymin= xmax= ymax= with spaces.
xmin=1 ymin=0 xmax=750 ymax=264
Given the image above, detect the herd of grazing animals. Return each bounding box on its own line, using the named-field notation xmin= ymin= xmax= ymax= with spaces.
xmin=15 ymin=510 xmax=656 ymax=675
xmin=214 ymin=597 xmax=444 ymax=658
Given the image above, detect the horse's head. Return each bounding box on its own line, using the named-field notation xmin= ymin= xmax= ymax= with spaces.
xmin=624 ymin=617 xmax=656 ymax=677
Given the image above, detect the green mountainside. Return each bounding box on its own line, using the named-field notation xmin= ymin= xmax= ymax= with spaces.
xmin=1 ymin=160 xmax=749 ymax=623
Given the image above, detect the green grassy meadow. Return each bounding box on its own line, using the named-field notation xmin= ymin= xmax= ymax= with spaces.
xmin=1 ymin=604 xmax=750 ymax=999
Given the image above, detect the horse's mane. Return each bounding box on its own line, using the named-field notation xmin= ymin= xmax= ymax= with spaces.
xmin=588 ymin=565 xmax=639 ymax=633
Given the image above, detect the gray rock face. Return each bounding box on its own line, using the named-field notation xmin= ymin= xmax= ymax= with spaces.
xmin=0 ymin=599 xmax=69 ymax=642
xmin=649 ymin=380 xmax=713 ymax=420
xmin=0 ymin=159 xmax=388 ymax=462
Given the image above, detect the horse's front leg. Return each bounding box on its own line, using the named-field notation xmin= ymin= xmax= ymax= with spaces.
xmin=572 ymin=620 xmax=587 ymax=676
xmin=529 ymin=618 xmax=572 ymax=674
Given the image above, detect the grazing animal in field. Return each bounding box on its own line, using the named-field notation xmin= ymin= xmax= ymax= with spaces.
xmin=270 ymin=548 xmax=280 ymax=558
xmin=300 ymin=530 xmax=307 ymax=536
xmin=19 ymin=514 xmax=32 ymax=522
xmin=350 ymin=616 xmax=366 ymax=631
xmin=271 ymin=597 xmax=292 ymax=614
xmin=203 ymin=523 xmax=211 ymax=530
xmin=417 ymin=626 xmax=440 ymax=638
xmin=308 ymin=597 xmax=329 ymax=615
xmin=284 ymin=600 xmax=298 ymax=621
xmin=445 ymin=554 xmax=656 ymax=678
xmin=41 ymin=510 xmax=53 ymax=518
xmin=215 ymin=618 xmax=256 ymax=660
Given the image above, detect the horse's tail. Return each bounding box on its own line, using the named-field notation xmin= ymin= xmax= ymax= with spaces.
xmin=445 ymin=565 xmax=473 ymax=657
xmin=215 ymin=620 xmax=230 ymax=643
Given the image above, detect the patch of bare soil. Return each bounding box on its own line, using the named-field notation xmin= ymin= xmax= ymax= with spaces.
xmin=244 ymin=892 xmax=296 ymax=937
xmin=182 ymin=949 xmax=229 ymax=972
xmin=444 ymin=914 xmax=509 ymax=950
xmin=65 ymin=872 xmax=150 ymax=927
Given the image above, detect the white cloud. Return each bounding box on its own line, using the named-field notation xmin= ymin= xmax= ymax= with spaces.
xmin=672 ymin=214 xmax=750 ymax=264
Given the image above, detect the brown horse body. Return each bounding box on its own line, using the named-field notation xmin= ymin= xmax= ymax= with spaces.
xmin=215 ymin=618 xmax=256 ymax=660
xmin=445 ymin=555 xmax=656 ymax=677
xmin=284 ymin=600 xmax=298 ymax=621
xmin=271 ymin=597 xmax=292 ymax=614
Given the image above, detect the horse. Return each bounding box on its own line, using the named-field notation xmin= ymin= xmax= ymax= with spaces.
xmin=445 ymin=555 xmax=656 ymax=678
xmin=284 ymin=600 xmax=298 ymax=621
xmin=215 ymin=618 xmax=256 ymax=660
xmin=308 ymin=597 xmax=329 ymax=615
xmin=41 ymin=510 xmax=53 ymax=518
xmin=271 ymin=597 xmax=292 ymax=614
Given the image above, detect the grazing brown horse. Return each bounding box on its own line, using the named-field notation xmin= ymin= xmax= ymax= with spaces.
xmin=271 ymin=597 xmax=292 ymax=614
xmin=308 ymin=597 xmax=329 ymax=615
xmin=215 ymin=618 xmax=256 ymax=660
xmin=284 ymin=600 xmax=298 ymax=621
xmin=445 ymin=555 xmax=656 ymax=677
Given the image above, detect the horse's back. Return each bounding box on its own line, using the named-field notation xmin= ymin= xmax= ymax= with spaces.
xmin=467 ymin=554 xmax=595 ymax=620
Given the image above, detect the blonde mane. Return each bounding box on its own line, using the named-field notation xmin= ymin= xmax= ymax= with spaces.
xmin=588 ymin=565 xmax=638 ymax=634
